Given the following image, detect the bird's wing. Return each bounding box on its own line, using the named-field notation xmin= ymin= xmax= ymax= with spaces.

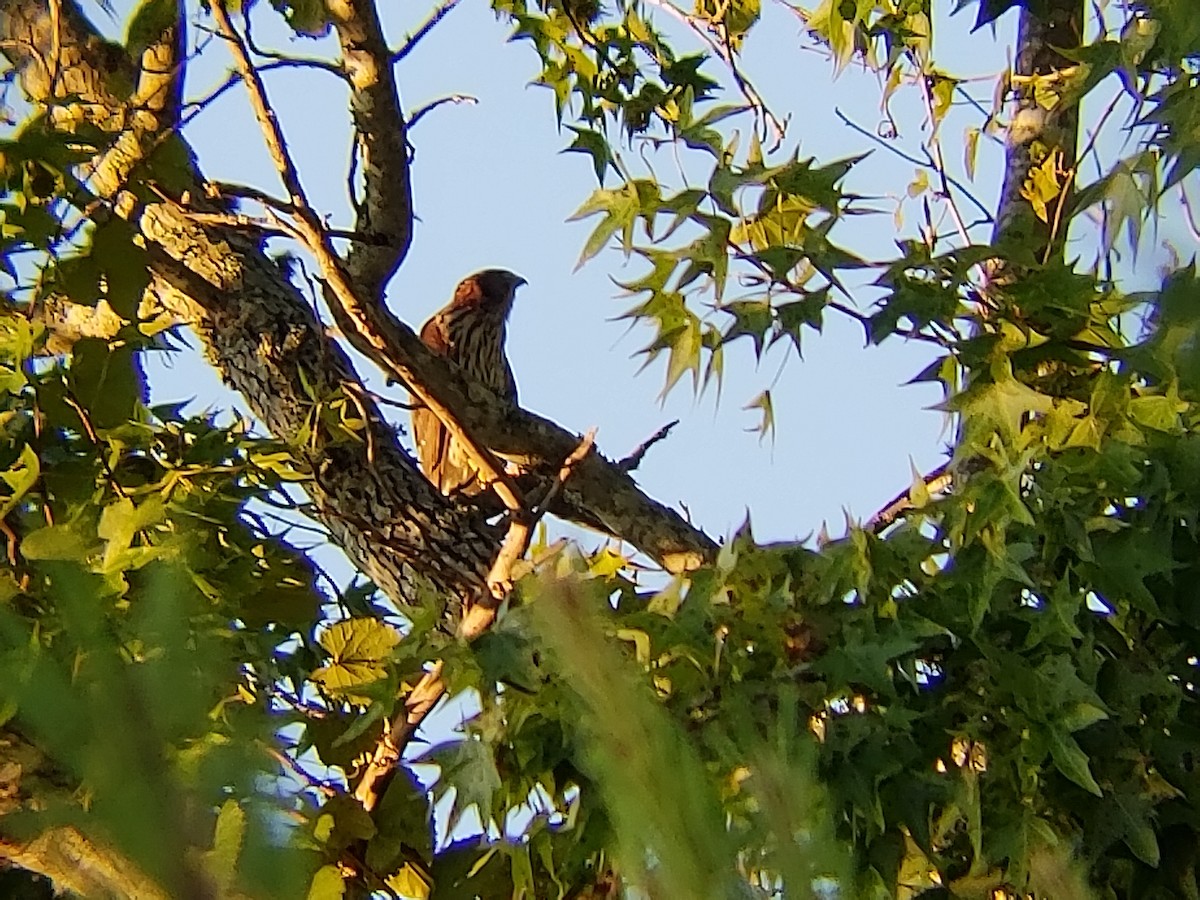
xmin=413 ymin=314 xmax=451 ymax=490
xmin=413 ymin=312 xmax=478 ymax=494
xmin=500 ymin=355 xmax=517 ymax=403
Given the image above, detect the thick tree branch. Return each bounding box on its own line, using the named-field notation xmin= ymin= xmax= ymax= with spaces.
xmin=0 ymin=729 xmax=173 ymax=899
xmin=213 ymin=0 xmax=527 ymax=520
xmin=327 ymin=0 xmax=414 ymax=300
xmin=2 ymin=0 xmax=501 ymax=607
xmin=0 ymin=0 xmax=716 ymax=604
xmin=208 ymin=4 xmax=713 ymax=575
xmin=990 ymin=0 xmax=1084 ymax=261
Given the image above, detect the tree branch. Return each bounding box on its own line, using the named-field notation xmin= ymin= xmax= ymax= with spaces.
xmin=990 ymin=1 xmax=1084 ymax=261
xmin=1 ymin=0 xmax=716 ymax=607
xmin=0 ymin=729 xmax=173 ymax=900
xmin=392 ymin=0 xmax=463 ymax=64
xmin=462 ymin=428 xmax=598 ymax=640
xmin=327 ymin=0 xmax=415 ymax=299
xmin=641 ymin=0 xmax=785 ymax=150
xmin=353 ymin=429 xmax=597 ymax=838
xmin=351 ymin=660 xmax=447 ymax=814
xmin=212 ymin=0 xmax=527 ymax=519
xmin=866 ymin=462 xmax=953 ymax=534
xmin=618 ymin=420 xmax=679 ymax=472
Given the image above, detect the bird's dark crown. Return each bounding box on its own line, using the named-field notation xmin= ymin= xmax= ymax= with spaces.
xmin=472 ymin=268 xmax=527 ymax=299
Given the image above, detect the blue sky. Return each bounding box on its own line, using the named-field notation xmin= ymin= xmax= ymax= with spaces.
xmin=92 ymin=0 xmax=1184 ymax=566
xmin=78 ymin=0 xmax=1195 ymax=858
xmin=113 ymin=0 xmax=978 ymax=555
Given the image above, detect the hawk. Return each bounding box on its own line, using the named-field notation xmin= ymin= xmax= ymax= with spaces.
xmin=411 ymin=269 xmax=526 ymax=497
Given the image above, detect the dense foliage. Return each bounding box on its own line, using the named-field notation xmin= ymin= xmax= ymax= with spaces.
xmin=1 ymin=0 xmax=1199 ymax=897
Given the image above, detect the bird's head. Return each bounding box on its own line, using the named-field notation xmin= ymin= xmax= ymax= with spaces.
xmin=453 ymin=269 xmax=527 ymax=316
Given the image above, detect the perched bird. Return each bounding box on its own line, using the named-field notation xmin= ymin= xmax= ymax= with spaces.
xmin=412 ymin=269 xmax=526 ymax=497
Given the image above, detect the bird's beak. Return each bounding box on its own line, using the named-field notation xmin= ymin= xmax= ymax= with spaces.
xmin=514 ymin=275 xmax=528 ymax=289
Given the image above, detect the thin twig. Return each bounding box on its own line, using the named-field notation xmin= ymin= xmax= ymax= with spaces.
xmin=618 ymin=420 xmax=680 ymax=472
xmin=835 ymin=108 xmax=994 ymax=224
xmin=392 ymin=0 xmax=464 ymax=63
xmin=407 ymin=93 xmax=477 ymax=130
xmin=194 ymin=18 xmax=347 ymax=79
xmin=916 ymin=73 xmax=972 ymax=248
xmin=243 ymin=10 xmax=345 ymax=74
xmin=867 ymin=462 xmax=953 ymax=533
xmin=263 ymin=743 xmax=339 ymax=799
xmin=530 ymin=427 xmax=598 ymax=521
xmin=182 ymin=59 xmax=340 ymax=123
xmin=61 ymin=392 xmax=129 ymax=500
xmin=200 ymin=180 xmax=295 ymax=213
xmin=460 ymin=429 xmax=598 ymax=641
xmin=641 ymin=0 xmax=785 ymax=149
xmin=364 ymin=388 xmax=420 ymax=412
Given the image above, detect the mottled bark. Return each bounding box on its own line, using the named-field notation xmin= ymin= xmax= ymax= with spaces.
xmin=991 ymin=0 xmax=1084 ymax=261
xmin=0 ymin=728 xmax=172 ymax=900
xmin=328 ymin=0 xmax=414 ymax=299
xmin=0 ymin=0 xmax=715 ymax=612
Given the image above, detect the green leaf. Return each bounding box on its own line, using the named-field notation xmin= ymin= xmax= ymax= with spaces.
xmin=371 ymin=770 xmax=434 ymax=869
xmin=69 ymin=338 xmax=140 ymax=430
xmin=1144 ymin=75 xmax=1200 ymax=190
xmin=1058 ymin=702 xmax=1108 ymax=733
xmin=956 ymin=367 xmax=1056 ymax=443
xmin=306 ymin=865 xmax=346 ymax=900
xmin=98 ymin=496 xmax=164 ymax=558
xmin=125 ymin=0 xmax=179 ymax=57
xmin=1128 ymin=386 xmax=1185 ymax=432
xmin=304 ymin=710 xmax=383 ymax=771
xmin=660 ymin=312 xmax=702 ymax=398
xmin=205 ymin=800 xmax=246 ymax=891
xmin=0 ymin=444 xmax=39 ymax=520
xmin=91 ymin=218 xmax=151 ymax=320
xmin=563 ymin=126 xmax=613 ymax=183
xmin=721 ymin=299 xmax=773 ymax=358
xmin=569 ymin=185 xmax=640 ymax=268
xmin=385 ymin=865 xmax=431 ymax=899
xmin=1047 ymin=729 xmax=1102 ymax=796
xmin=429 ymin=739 xmax=502 ymax=835
xmin=319 ymin=617 xmax=401 ymax=662
xmin=270 ymin=0 xmax=333 ymax=37
xmin=964 ymin=126 xmax=981 ymax=180
xmin=1113 ymin=790 xmax=1161 ymax=866
xmin=312 ymin=618 xmax=402 ymax=697
xmin=743 ymin=390 xmax=775 ymax=443
xmin=21 ymin=524 xmax=95 ymax=561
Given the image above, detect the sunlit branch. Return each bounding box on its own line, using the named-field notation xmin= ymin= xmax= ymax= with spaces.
xmin=867 ymin=461 xmax=953 ymax=534
xmin=209 ymin=0 xmax=524 ymax=520
xmin=462 ymin=429 xmax=598 ymax=640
